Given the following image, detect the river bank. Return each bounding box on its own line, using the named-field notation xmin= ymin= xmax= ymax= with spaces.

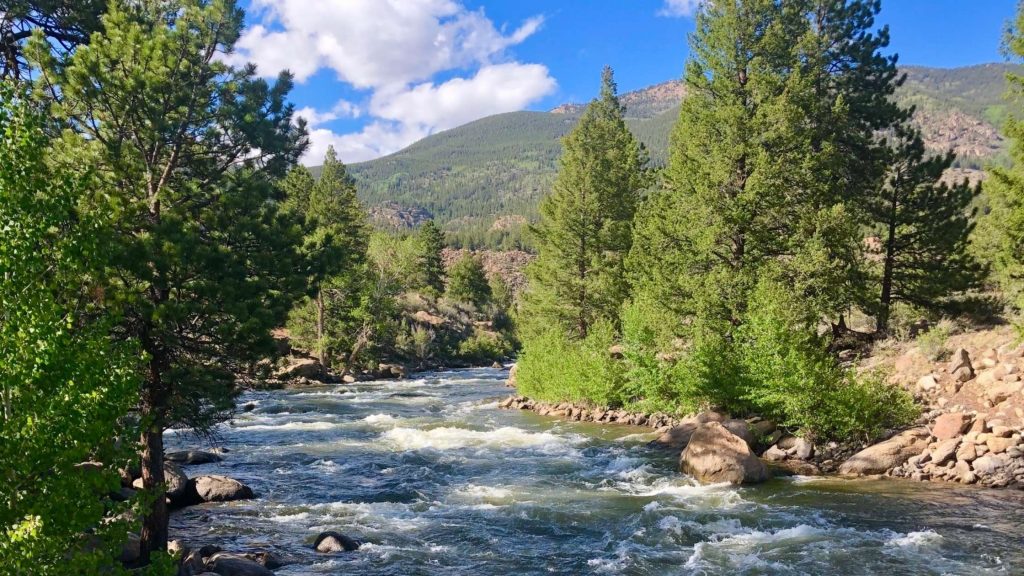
xmin=158 ymin=367 xmax=1024 ymax=574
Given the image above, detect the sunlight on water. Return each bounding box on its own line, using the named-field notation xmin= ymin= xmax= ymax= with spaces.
xmin=167 ymin=368 xmax=1024 ymax=575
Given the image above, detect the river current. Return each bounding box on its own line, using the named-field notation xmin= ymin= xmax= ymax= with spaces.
xmin=167 ymin=367 xmax=1024 ymax=575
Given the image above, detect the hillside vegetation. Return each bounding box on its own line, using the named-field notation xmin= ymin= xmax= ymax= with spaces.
xmin=340 ymin=64 xmax=1016 ymax=248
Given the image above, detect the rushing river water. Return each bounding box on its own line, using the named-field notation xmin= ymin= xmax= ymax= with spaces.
xmin=168 ymin=367 xmax=1024 ymax=575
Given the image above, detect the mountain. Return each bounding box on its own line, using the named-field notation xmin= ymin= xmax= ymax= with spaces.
xmin=341 ymin=64 xmax=1018 ymax=247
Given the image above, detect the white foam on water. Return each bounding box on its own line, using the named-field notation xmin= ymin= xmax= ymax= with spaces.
xmin=886 ymin=530 xmax=943 ymax=549
xmin=361 ymin=413 xmax=401 ymax=426
xmin=232 ymin=421 xmax=337 ymax=432
xmin=380 ymin=425 xmax=575 ymax=451
xmin=454 ymin=484 xmax=515 ymax=500
xmin=266 ymin=511 xmax=311 ymax=523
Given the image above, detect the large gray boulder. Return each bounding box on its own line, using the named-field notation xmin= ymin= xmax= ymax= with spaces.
xmin=838 ymin=428 xmax=930 ymax=476
xmin=191 ymin=475 xmax=254 ymax=502
xmin=131 ymin=462 xmax=189 ymax=503
xmin=679 ymin=422 xmax=769 ymax=485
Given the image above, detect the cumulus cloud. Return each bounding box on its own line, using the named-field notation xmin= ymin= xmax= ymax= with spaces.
xmin=230 ymin=0 xmax=554 ymax=165
xmin=233 ymin=0 xmax=545 ymax=87
xmin=660 ymin=0 xmax=703 ymax=17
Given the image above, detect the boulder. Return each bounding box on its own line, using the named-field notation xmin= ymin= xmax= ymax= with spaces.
xmin=166 ymin=450 xmax=222 ymax=466
xmin=838 ymin=428 xmax=930 ymax=476
xmin=206 ymin=553 xmax=274 ymax=576
xmin=650 ymin=422 xmax=699 ymax=452
xmin=275 ymin=357 xmax=323 ymax=381
xmin=987 ymin=381 xmax=1023 ymax=404
xmin=763 ymin=445 xmax=789 ymax=462
xmin=930 ymin=438 xmax=960 ymax=466
xmin=120 ymin=533 xmax=141 ymax=565
xmin=986 ymin=436 xmax=1017 ymax=455
xmin=769 ymin=460 xmax=822 ymax=476
xmin=506 ymin=364 xmax=518 ymax=388
xmin=971 ymin=455 xmax=1008 ymax=475
xmin=131 ymin=462 xmax=189 ymax=502
xmin=948 ymin=348 xmax=974 ymax=383
xmin=955 ymin=442 xmax=977 ymax=462
xmin=313 ymin=531 xmax=361 ymax=553
xmin=679 ymin=422 xmax=769 ymax=485
xmin=191 ymin=475 xmax=253 ymax=502
xmin=789 ymin=437 xmax=814 ymax=460
xmin=721 ymin=419 xmax=755 ymax=447
xmin=931 ymin=412 xmax=970 ymax=441
xmin=376 ymin=363 xmax=406 ymax=379
xmin=916 ymin=374 xmax=940 ymax=393
xmin=180 ymin=550 xmax=205 ymax=575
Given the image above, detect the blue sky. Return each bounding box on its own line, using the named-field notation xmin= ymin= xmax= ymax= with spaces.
xmin=231 ymin=0 xmax=1018 ymax=165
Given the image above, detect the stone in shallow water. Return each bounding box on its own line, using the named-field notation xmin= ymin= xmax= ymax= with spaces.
xmin=838 ymin=428 xmax=930 ymax=476
xmin=313 ymin=531 xmax=361 ymax=553
xmin=206 ymin=553 xmax=274 ymax=576
xmin=679 ymin=422 xmax=768 ymax=485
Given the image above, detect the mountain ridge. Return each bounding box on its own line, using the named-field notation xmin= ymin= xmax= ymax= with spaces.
xmin=337 ymin=63 xmax=1019 ymax=247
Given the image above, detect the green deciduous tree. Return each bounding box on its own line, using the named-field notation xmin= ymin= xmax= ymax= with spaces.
xmin=32 ymin=0 xmax=306 ymax=559
xmin=447 ymin=254 xmax=492 ymax=308
xmin=523 ymin=66 xmax=650 ymax=339
xmin=0 ymin=87 xmax=147 ymax=574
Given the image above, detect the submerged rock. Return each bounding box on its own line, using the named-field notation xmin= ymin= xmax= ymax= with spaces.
xmin=206 ymin=552 xmax=274 ymax=576
xmin=313 ymin=531 xmax=361 ymax=553
xmin=679 ymin=422 xmax=769 ymax=485
xmin=166 ymin=450 xmax=223 ymax=465
xmin=838 ymin=428 xmax=929 ymax=476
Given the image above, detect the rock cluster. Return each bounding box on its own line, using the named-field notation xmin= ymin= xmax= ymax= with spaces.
xmin=888 ymin=412 xmax=1024 ymax=488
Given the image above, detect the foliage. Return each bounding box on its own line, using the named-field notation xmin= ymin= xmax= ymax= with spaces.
xmin=0 ymin=0 xmax=107 ymax=80
xmin=869 ymin=125 xmax=985 ymax=332
xmin=522 ymin=67 xmax=651 ymax=340
xmin=516 ymin=321 xmax=627 ymax=407
xmin=916 ymin=320 xmax=954 ymax=361
xmin=284 ymin=147 xmax=368 ymax=367
xmin=446 ymin=253 xmax=492 ymax=308
xmin=0 ymin=87 xmax=159 ymax=574
xmin=32 ymin=0 xmax=306 ymax=557
xmin=414 ymin=220 xmax=446 ymax=295
xmin=977 ymin=4 xmax=1024 ymax=321
xmin=456 ymin=330 xmax=515 ymax=364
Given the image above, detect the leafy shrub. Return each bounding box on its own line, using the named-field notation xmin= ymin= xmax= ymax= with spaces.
xmin=457 ymin=330 xmax=515 ymax=364
xmin=916 ymin=320 xmax=954 ymax=361
xmin=516 ymin=320 xmax=627 ymax=407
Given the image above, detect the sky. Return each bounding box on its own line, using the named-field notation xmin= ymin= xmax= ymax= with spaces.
xmin=229 ymin=0 xmax=1020 ymax=165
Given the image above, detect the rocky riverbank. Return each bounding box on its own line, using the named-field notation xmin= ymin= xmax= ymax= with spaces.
xmin=500 ymin=392 xmax=1024 ymax=490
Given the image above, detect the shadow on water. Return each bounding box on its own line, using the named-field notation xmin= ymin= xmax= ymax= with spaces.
xmin=167 ymin=368 xmax=1024 ymax=575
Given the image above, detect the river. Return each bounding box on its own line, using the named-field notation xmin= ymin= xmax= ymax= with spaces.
xmin=167 ymin=367 xmax=1024 ymax=575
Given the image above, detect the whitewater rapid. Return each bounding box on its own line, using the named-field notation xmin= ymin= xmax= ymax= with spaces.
xmin=166 ymin=367 xmax=1024 ymax=575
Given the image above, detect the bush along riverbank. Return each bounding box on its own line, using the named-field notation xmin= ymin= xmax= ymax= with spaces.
xmin=502 ymin=334 xmax=1024 ymax=491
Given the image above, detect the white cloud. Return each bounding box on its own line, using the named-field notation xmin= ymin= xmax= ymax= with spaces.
xmin=239 ymin=1 xmax=557 ymax=165
xmin=233 ymin=0 xmax=544 ymax=88
xmin=660 ymin=0 xmax=703 ymax=17
xmin=370 ymin=63 xmax=557 ymax=132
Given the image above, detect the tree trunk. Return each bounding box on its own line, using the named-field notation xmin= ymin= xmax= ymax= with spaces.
xmin=316 ymin=286 xmax=325 ymax=366
xmin=138 ymin=420 xmax=167 ymax=562
xmin=877 ymin=188 xmax=900 ymax=334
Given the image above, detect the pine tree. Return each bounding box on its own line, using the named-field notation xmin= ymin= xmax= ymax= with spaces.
xmin=296 ymin=146 xmax=368 ymax=366
xmin=628 ymin=0 xmax=802 ymax=335
xmin=978 ymin=4 xmax=1024 ymax=315
xmin=33 ymin=0 xmax=306 ymax=559
xmin=523 ymin=66 xmax=650 ymax=339
xmin=447 ymin=254 xmax=492 ymax=308
xmin=870 ymin=128 xmax=983 ymax=332
xmin=415 ymin=219 xmax=446 ymax=295
xmin=1 ymin=0 xmax=107 ymax=80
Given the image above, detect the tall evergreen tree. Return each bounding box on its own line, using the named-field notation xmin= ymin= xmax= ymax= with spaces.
xmin=628 ymin=0 xmax=802 ymax=335
xmin=870 ymin=128 xmax=983 ymax=332
xmin=1 ymin=0 xmax=107 ymax=80
xmin=415 ymin=219 xmax=446 ymax=296
xmin=977 ymin=4 xmax=1024 ymax=315
xmin=447 ymin=254 xmax=492 ymax=309
xmin=523 ymin=66 xmax=650 ymax=339
xmin=293 ymin=147 xmax=368 ymax=366
xmin=33 ymin=0 xmax=306 ymax=559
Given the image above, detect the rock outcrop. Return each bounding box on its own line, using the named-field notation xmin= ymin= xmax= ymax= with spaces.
xmin=838 ymin=428 xmax=930 ymax=476
xmin=313 ymin=531 xmax=361 ymax=553
xmin=190 ymin=475 xmax=254 ymax=502
xmin=679 ymin=422 xmax=769 ymax=485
